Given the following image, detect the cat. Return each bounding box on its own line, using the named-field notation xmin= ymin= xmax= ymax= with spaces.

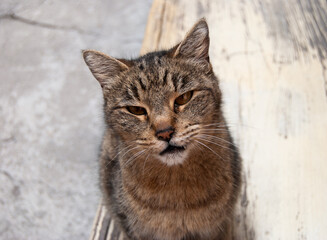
xmin=83 ymin=18 xmax=241 ymax=240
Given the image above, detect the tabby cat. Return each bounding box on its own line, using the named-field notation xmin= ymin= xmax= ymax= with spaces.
xmin=83 ymin=19 xmax=241 ymax=240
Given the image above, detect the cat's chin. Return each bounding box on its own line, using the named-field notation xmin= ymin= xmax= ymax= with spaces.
xmin=157 ymin=150 xmax=188 ymax=166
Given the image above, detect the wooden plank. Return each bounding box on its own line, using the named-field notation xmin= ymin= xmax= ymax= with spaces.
xmin=89 ymin=204 xmax=122 ymax=240
xmin=91 ymin=0 xmax=327 ymax=239
xmin=89 ymin=203 xmax=102 ymax=240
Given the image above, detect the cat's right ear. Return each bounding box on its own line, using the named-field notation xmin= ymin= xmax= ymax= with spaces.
xmin=82 ymin=50 xmax=132 ymax=87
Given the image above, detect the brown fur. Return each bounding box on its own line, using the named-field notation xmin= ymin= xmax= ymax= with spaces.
xmin=83 ymin=19 xmax=241 ymax=240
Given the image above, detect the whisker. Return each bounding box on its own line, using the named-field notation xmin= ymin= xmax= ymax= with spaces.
xmin=201 ymin=129 xmax=231 ymax=133
xmin=109 ymin=146 xmax=141 ymax=168
xmin=202 ymin=122 xmax=256 ymax=129
xmin=121 ymin=146 xmax=141 ymax=158
xmin=105 ymin=144 xmax=136 ymax=168
xmin=142 ymin=150 xmax=152 ymax=175
xmin=123 ymin=149 xmax=147 ymax=168
xmin=196 ymin=136 xmax=237 ymax=152
xmin=199 ymin=133 xmax=238 ymax=147
xmin=201 ymin=128 xmax=230 ymax=130
xmin=112 ymin=144 xmax=134 ymax=159
xmin=201 ymin=123 xmax=234 ymax=129
xmin=194 ymin=139 xmax=226 ymax=161
xmin=201 ymin=123 xmax=229 ymax=127
xmin=197 ymin=136 xmax=229 ymax=148
xmin=191 ymin=141 xmax=203 ymax=153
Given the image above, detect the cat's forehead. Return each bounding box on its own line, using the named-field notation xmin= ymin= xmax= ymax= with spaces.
xmin=131 ymin=55 xmax=200 ymax=91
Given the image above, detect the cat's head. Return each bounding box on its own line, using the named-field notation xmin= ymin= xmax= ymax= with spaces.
xmin=83 ymin=19 xmax=223 ymax=166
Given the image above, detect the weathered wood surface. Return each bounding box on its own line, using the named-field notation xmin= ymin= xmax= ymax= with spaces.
xmin=91 ymin=0 xmax=327 ymax=239
xmin=89 ymin=202 xmax=124 ymax=240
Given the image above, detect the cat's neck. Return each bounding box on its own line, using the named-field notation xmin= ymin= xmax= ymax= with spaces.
xmin=120 ymin=141 xmax=233 ymax=210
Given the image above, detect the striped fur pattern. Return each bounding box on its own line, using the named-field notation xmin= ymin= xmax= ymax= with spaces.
xmin=83 ymin=19 xmax=241 ymax=240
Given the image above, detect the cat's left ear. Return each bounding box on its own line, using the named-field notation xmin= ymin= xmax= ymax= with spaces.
xmin=82 ymin=50 xmax=133 ymax=88
xmin=169 ymin=18 xmax=210 ymax=63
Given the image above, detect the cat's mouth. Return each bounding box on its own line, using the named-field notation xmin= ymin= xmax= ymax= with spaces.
xmin=160 ymin=144 xmax=185 ymax=155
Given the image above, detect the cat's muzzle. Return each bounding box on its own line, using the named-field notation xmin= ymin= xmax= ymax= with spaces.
xmin=159 ymin=144 xmax=185 ymax=155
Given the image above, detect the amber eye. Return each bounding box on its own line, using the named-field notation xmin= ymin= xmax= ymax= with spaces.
xmin=126 ymin=106 xmax=147 ymax=115
xmin=175 ymin=91 xmax=193 ymax=106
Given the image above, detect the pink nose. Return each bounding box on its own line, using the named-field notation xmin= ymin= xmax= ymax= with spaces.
xmin=156 ymin=128 xmax=174 ymax=141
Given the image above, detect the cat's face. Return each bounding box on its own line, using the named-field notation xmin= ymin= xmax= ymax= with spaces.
xmin=106 ymin=57 xmax=220 ymax=165
xmin=83 ymin=19 xmax=222 ymax=165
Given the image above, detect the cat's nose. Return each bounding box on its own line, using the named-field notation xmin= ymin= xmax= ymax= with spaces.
xmin=156 ymin=127 xmax=174 ymax=142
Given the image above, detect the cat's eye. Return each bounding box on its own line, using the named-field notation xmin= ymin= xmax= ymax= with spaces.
xmin=126 ymin=106 xmax=147 ymax=115
xmin=175 ymin=91 xmax=193 ymax=106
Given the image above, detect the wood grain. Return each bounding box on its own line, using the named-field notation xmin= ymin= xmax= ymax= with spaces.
xmin=91 ymin=0 xmax=327 ymax=239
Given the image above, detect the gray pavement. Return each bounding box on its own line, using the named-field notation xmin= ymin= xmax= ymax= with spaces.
xmin=0 ymin=1 xmax=152 ymax=239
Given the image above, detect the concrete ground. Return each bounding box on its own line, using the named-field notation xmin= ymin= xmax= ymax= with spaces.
xmin=0 ymin=1 xmax=152 ymax=239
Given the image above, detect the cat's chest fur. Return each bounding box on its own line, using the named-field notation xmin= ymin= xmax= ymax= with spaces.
xmin=116 ymin=149 xmax=234 ymax=239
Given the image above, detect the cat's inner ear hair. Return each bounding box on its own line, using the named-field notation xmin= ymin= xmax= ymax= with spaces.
xmin=169 ymin=18 xmax=210 ymax=63
xmin=82 ymin=50 xmax=133 ymax=87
